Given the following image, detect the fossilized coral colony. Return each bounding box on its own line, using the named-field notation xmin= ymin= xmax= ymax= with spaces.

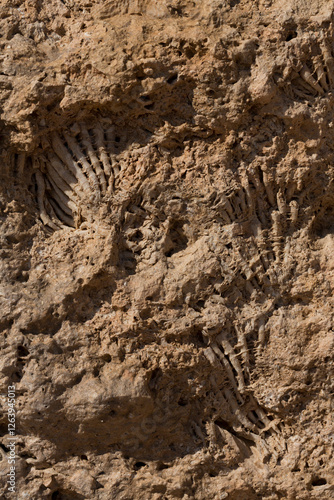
xmin=27 ymin=122 xmax=120 ymax=230
xmin=0 ymin=1 xmax=334 ymax=499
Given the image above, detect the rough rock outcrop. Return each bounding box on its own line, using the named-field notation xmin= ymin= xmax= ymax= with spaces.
xmin=0 ymin=1 xmax=333 ymax=499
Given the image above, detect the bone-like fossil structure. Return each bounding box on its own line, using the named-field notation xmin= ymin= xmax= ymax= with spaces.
xmin=25 ymin=123 xmax=122 ymax=230
xmin=284 ymin=35 xmax=334 ymax=99
xmin=196 ymin=155 xmax=334 ymax=459
xmin=35 ymin=169 xmax=63 ymax=231
xmin=205 ymin=341 xmax=285 ymax=456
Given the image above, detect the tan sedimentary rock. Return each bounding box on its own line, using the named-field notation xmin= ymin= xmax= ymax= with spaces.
xmin=0 ymin=0 xmax=333 ymax=499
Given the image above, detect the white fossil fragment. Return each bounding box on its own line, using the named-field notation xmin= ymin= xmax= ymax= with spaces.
xmin=47 ymin=153 xmax=84 ymax=200
xmin=211 ymin=343 xmax=244 ymax=404
xmin=313 ymin=55 xmax=328 ymax=91
xmin=93 ymin=123 xmax=113 ymax=182
xmin=48 ymin=198 xmax=75 ymax=228
xmin=63 ymin=131 xmax=100 ymax=198
xmin=35 ymin=170 xmax=61 ymax=231
xmin=80 ymin=124 xmax=107 ymax=194
xmin=276 ymin=190 xmax=287 ymax=215
xmin=217 ymin=334 xmax=246 ymax=393
xmin=223 ymin=389 xmax=258 ymax=432
xmin=51 ymin=132 xmax=93 ymax=201
xmin=299 ymin=64 xmax=324 ymax=95
xmin=321 ymin=38 xmax=334 ymax=87
xmin=45 ymin=157 xmax=79 ymax=206
xmin=289 ymin=200 xmax=299 ymax=225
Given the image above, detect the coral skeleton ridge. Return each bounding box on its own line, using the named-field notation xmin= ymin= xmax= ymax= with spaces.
xmin=19 ymin=122 xmax=121 ymax=230
xmin=282 ymin=33 xmax=334 ymax=99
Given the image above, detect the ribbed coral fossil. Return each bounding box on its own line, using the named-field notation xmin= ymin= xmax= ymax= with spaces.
xmin=15 ymin=121 xmax=121 ymax=230
xmin=280 ymin=32 xmax=334 ymax=99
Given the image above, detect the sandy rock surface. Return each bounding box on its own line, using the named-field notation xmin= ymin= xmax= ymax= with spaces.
xmin=0 ymin=0 xmax=334 ymax=499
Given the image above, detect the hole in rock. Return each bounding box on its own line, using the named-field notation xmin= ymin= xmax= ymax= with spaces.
xmin=178 ymin=398 xmax=187 ymax=406
xmin=102 ymin=354 xmax=112 ymax=362
xmin=139 ymin=94 xmax=151 ymax=102
xmin=134 ymin=461 xmax=147 ymax=470
xmin=17 ymin=345 xmax=29 ymax=357
xmin=286 ymin=31 xmax=297 ymax=41
xmin=12 ymin=371 xmax=23 ymax=382
xmin=312 ymin=478 xmax=327 ymax=487
xmin=131 ymin=230 xmax=143 ymax=242
xmin=156 ymin=462 xmax=170 ymax=470
xmin=167 ymin=73 xmax=178 ymax=84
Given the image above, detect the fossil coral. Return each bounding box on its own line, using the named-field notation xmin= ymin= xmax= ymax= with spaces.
xmin=283 ymin=33 xmax=334 ymax=99
xmin=22 ymin=122 xmax=125 ymax=230
xmin=2 ymin=3 xmax=334 ymax=498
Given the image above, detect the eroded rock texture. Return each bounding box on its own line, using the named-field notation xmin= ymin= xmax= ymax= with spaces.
xmin=0 ymin=0 xmax=334 ymax=499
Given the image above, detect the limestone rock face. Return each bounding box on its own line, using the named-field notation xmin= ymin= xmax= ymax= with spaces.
xmin=0 ymin=1 xmax=334 ymax=499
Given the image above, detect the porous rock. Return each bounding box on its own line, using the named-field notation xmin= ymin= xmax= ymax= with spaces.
xmin=0 ymin=0 xmax=334 ymax=499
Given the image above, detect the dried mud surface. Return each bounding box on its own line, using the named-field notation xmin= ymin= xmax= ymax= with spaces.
xmin=0 ymin=1 xmax=334 ymax=499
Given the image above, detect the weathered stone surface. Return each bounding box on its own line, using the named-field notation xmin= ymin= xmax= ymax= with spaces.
xmin=0 ymin=0 xmax=334 ymax=498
